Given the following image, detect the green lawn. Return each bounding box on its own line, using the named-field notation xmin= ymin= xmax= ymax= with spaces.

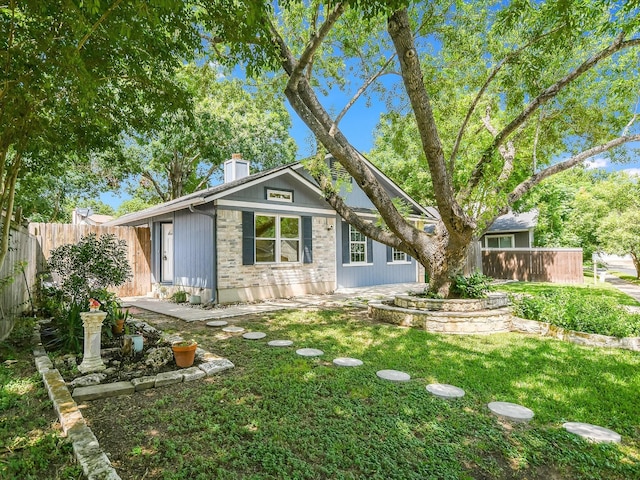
xmin=495 ymin=278 xmax=640 ymax=306
xmin=0 ymin=318 xmax=82 ymax=479
xmin=81 ymin=308 xmax=640 ymax=480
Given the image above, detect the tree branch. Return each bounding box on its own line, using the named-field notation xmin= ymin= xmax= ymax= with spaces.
xmin=507 ymin=133 xmax=640 ymax=205
xmin=142 ymin=171 xmax=168 ymax=202
xmin=481 ymin=106 xmax=515 ymax=183
xmin=464 ymin=34 xmax=640 ymax=196
xmin=288 ymin=3 xmax=344 ymax=88
xmin=330 ymin=54 xmax=397 ymax=134
xmin=448 ymin=25 xmax=563 ymax=171
xmin=77 ymin=0 xmax=124 ymax=51
xmin=387 ymin=8 xmax=472 ymax=236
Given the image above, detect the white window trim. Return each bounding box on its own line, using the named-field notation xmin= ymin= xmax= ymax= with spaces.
xmin=389 ymin=247 xmax=410 ymax=264
xmin=349 ymin=224 xmax=368 ymax=264
xmin=255 ymin=213 xmax=301 ymax=264
xmin=484 ymin=233 xmax=515 ymax=249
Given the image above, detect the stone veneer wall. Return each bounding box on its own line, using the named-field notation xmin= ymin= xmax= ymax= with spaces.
xmin=216 ymin=210 xmax=336 ymax=304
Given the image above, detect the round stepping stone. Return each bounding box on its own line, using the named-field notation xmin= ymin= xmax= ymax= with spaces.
xmin=268 ymin=340 xmax=293 ymax=347
xmin=426 ymin=383 xmax=465 ymax=399
xmin=222 ymin=326 xmax=245 ymax=333
xmin=333 ymin=357 xmax=363 ymax=367
xmin=488 ymin=401 xmax=534 ymax=423
xmin=296 ymin=348 xmax=324 ymax=357
xmin=243 ymin=332 xmax=267 ymax=340
xmin=563 ymin=422 xmax=621 ymax=444
xmin=376 ymin=369 xmax=410 ymax=382
xmin=206 ymin=320 xmax=228 ymax=327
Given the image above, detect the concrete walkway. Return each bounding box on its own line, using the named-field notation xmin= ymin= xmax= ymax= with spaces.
xmin=605 ymin=275 xmax=640 ymax=303
xmin=123 ymin=282 xmax=427 ymax=322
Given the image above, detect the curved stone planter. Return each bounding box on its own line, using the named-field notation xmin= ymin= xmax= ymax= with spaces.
xmin=369 ymin=301 xmax=512 ymax=334
xmin=394 ymin=292 xmax=510 ymax=312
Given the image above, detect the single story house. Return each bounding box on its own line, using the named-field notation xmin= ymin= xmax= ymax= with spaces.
xmin=480 ymin=210 xmax=538 ymax=249
xmin=106 ymin=154 xmax=434 ymax=304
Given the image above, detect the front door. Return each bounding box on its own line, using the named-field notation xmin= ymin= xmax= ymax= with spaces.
xmin=161 ymin=223 xmax=174 ymax=283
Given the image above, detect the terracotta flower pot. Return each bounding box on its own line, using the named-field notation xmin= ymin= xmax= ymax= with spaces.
xmin=112 ymin=319 xmax=125 ymax=335
xmin=172 ymin=341 xmax=197 ymax=368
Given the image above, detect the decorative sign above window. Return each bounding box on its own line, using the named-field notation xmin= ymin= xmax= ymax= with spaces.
xmin=266 ymin=188 xmax=294 ymax=203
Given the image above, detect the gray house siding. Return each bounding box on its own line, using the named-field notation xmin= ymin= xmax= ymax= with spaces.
xmin=173 ymin=207 xmax=215 ymax=291
xmin=480 ymin=230 xmax=531 ymax=248
xmin=336 ymin=220 xmax=416 ymax=288
xmin=224 ymin=175 xmax=327 ymax=209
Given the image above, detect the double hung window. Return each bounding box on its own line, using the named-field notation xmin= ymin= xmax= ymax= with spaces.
xmin=255 ymin=215 xmax=300 ymax=263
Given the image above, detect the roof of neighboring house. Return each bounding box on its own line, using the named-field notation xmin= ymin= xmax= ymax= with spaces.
xmin=105 ymin=157 xmax=435 ymax=227
xmin=487 ymin=210 xmax=538 ymax=233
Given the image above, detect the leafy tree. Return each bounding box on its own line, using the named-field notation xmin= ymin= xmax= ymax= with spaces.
xmin=0 ymin=0 xmax=205 ymax=269
xmin=205 ymin=0 xmax=640 ymax=296
xmin=120 ymin=65 xmax=297 ymax=202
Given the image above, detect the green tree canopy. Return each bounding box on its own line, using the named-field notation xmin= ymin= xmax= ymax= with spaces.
xmin=203 ymin=0 xmax=640 ymax=295
xmin=0 ymin=0 xmax=206 ymax=268
xmin=120 ymin=64 xmax=297 ymax=203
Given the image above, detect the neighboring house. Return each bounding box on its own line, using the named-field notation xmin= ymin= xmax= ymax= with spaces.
xmin=72 ymin=208 xmax=114 ymax=226
xmin=480 ymin=210 xmax=538 ymax=249
xmin=105 ymin=154 xmax=434 ymax=304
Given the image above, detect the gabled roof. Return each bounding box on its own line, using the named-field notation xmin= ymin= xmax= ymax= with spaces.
xmin=487 ymin=210 xmax=538 ymax=232
xmin=105 ymin=163 xmax=304 ymax=226
xmin=106 ymin=158 xmax=435 ymax=227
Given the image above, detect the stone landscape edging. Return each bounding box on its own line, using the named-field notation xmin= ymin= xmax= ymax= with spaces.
xmin=369 ymin=300 xmax=640 ymax=351
xmin=32 ymin=319 xmax=234 ymax=479
xmin=510 ymin=316 xmax=640 ymax=351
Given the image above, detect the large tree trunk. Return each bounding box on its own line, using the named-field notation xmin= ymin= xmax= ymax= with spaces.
xmin=423 ymin=221 xmax=474 ymax=297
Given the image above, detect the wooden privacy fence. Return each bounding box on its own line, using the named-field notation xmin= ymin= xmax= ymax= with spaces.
xmin=482 ymin=248 xmax=584 ymax=284
xmin=0 ymin=225 xmax=37 ymax=340
xmin=28 ymin=223 xmax=152 ymax=297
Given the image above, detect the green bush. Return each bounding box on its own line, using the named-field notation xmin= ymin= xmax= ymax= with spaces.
xmin=511 ymin=291 xmax=640 ymax=338
xmin=48 ymin=232 xmax=131 ymax=304
xmin=452 ymin=272 xmax=493 ymax=299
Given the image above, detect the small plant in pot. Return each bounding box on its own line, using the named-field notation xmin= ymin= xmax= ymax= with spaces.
xmin=172 ymin=339 xmax=197 ymax=368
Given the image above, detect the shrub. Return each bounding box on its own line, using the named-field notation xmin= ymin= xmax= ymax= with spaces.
xmin=511 ymin=290 xmax=640 ymax=338
xmin=48 ymin=233 xmax=131 ymax=304
xmin=452 ymin=272 xmax=493 ymax=299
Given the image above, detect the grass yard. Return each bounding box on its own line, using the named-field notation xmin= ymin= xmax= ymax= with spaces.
xmin=79 ymin=308 xmax=640 ymax=480
xmin=0 ymin=318 xmax=83 ymax=479
xmin=495 ymin=278 xmax=640 ymax=307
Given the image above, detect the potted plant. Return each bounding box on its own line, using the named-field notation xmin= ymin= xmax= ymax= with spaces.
xmin=109 ymin=304 xmax=129 ymax=335
xmin=189 ymin=289 xmax=202 ymax=305
xmin=171 ymin=340 xmax=197 ymax=368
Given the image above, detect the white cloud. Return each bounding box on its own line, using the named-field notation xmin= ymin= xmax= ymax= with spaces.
xmin=621 ymin=168 xmax=640 ymax=177
xmin=584 ymin=157 xmax=609 ymax=170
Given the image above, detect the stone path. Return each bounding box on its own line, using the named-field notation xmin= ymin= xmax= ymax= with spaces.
xmin=488 ymin=401 xmax=535 ymax=423
xmin=376 ymin=369 xmax=411 ymax=382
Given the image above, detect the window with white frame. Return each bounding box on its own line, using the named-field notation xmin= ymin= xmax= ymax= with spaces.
xmin=255 ymin=214 xmax=300 ymax=263
xmin=349 ymin=225 xmax=367 ymax=263
xmin=391 ymin=248 xmax=407 ymax=262
xmin=484 ymin=234 xmax=514 ymax=249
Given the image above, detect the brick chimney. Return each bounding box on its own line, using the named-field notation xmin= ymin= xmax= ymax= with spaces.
xmin=224 ymin=153 xmax=250 ymax=183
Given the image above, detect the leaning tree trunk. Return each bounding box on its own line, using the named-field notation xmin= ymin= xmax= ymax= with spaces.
xmin=423 ymin=222 xmax=474 ymax=298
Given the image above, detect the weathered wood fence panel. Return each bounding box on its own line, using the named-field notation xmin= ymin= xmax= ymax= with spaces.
xmin=28 ymin=223 xmax=151 ymax=297
xmin=482 ymin=248 xmax=584 ymax=284
xmin=464 ymin=241 xmax=483 ymax=275
xmin=0 ymin=225 xmax=37 ymax=339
